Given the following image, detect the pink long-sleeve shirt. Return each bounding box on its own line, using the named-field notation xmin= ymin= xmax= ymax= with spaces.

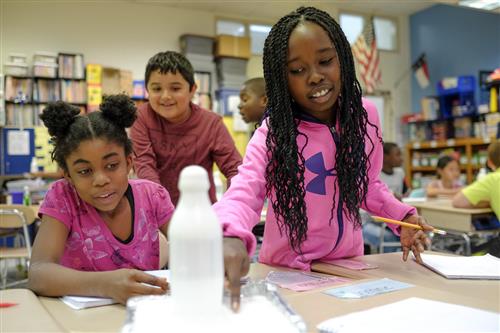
xmin=214 ymin=99 xmax=416 ymax=270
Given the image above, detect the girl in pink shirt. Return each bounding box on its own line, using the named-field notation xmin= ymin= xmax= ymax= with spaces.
xmin=426 ymin=155 xmax=463 ymax=198
xmin=217 ymin=7 xmax=434 ymax=310
xmin=28 ymin=95 xmax=174 ymax=304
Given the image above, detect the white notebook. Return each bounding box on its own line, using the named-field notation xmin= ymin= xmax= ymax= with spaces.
xmin=419 ymin=253 xmax=500 ymax=280
xmin=61 ymin=270 xmax=170 ymax=310
xmin=317 ymin=297 xmax=499 ymax=333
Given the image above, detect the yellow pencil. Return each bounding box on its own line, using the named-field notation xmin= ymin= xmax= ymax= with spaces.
xmin=372 ymin=216 xmax=447 ymax=235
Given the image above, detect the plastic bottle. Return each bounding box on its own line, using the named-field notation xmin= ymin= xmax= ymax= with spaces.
xmin=23 ymin=185 xmax=31 ymax=206
xmin=30 ymin=157 xmax=38 ymax=174
xmin=168 ymin=165 xmax=224 ymax=315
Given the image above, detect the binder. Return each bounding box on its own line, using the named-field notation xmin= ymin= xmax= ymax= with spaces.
xmin=1 ymin=127 xmax=35 ymax=174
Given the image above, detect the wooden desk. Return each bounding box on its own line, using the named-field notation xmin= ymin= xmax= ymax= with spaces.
xmin=410 ymin=199 xmax=497 ymax=255
xmin=0 ymin=289 xmax=63 ymax=332
xmin=410 ymin=199 xmax=493 ymax=232
xmin=3 ymin=254 xmax=500 ymax=333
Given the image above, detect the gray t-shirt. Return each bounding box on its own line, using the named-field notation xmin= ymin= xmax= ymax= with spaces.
xmin=379 ymin=167 xmax=405 ymax=197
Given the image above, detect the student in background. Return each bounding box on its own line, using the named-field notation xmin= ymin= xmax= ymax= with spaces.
xmin=362 ymin=142 xmax=408 ymax=252
xmin=216 ymin=6 xmax=433 ymax=310
xmin=426 ymin=155 xmax=463 ymax=198
xmin=130 ymin=51 xmax=242 ymax=206
xmin=238 ymin=77 xmax=267 ymax=124
xmin=28 ymin=95 xmax=173 ymax=304
xmin=379 ymin=142 xmax=409 ymax=200
xmin=453 ymin=140 xmax=500 ymax=217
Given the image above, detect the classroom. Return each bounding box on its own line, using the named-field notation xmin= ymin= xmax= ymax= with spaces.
xmin=1 ymin=1 xmax=499 ymax=332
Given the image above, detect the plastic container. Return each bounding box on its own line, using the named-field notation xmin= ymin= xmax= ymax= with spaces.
xmin=23 ymin=185 xmax=31 ymax=206
xmin=8 ymin=53 xmax=27 ymax=64
xmin=9 ymin=191 xmax=24 ymax=204
xmin=4 ymin=62 xmax=29 ymax=76
xmin=33 ymin=62 xmax=58 ymax=78
xmin=33 ymin=51 xmax=58 ymax=64
xmin=168 ymin=165 xmax=224 ymax=315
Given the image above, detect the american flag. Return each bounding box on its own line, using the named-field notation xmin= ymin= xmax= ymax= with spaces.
xmin=352 ymin=17 xmax=381 ymax=93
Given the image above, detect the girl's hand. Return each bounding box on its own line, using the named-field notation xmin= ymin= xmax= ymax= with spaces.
xmin=223 ymin=237 xmax=250 ymax=312
xmin=105 ymin=269 xmax=168 ymax=304
xmin=399 ymin=215 xmax=433 ymax=264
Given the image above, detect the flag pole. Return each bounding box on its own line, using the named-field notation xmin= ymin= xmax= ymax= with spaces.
xmin=393 ymin=66 xmax=413 ymax=90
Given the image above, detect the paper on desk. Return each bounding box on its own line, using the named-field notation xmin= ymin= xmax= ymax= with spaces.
xmin=266 ymin=271 xmax=349 ymax=292
xmin=317 ymin=297 xmax=499 ymax=333
xmin=319 ymin=258 xmax=378 ymax=270
xmin=323 ymin=278 xmax=413 ymax=299
xmin=419 ymin=253 xmax=500 ymax=280
xmin=61 ymin=270 xmax=170 ymax=310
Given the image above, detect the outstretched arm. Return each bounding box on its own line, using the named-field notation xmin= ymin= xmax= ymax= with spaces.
xmin=28 ymin=215 xmax=167 ymax=304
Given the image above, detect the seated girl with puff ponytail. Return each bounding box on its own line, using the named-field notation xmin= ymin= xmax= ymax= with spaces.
xmin=29 ymin=94 xmax=174 ymax=304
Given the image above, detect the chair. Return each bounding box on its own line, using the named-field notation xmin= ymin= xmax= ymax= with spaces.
xmin=0 ymin=204 xmax=36 ymax=288
xmin=379 ymin=224 xmax=401 ymax=253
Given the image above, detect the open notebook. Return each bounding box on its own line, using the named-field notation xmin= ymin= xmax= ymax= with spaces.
xmin=61 ymin=270 xmax=170 ymax=310
xmin=317 ymin=297 xmax=499 ymax=333
xmin=419 ymin=253 xmax=500 ymax=280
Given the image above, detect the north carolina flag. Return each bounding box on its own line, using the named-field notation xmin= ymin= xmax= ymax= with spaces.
xmin=412 ymin=53 xmax=430 ymax=89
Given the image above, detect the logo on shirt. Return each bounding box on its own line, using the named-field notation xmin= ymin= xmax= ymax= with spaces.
xmin=305 ymin=152 xmax=335 ymax=195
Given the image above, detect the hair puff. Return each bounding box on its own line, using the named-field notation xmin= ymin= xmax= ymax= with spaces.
xmin=99 ymin=94 xmax=137 ymax=128
xmin=39 ymin=101 xmax=80 ymax=138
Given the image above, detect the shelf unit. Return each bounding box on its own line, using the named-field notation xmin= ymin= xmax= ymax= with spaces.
xmin=405 ymin=137 xmax=491 ymax=187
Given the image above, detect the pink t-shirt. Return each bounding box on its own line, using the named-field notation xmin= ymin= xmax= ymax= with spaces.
xmin=39 ymin=179 xmax=174 ymax=271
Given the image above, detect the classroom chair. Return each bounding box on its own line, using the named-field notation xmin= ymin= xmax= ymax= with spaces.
xmin=0 ymin=204 xmax=36 ymax=288
xmin=379 ymin=224 xmax=401 ymax=253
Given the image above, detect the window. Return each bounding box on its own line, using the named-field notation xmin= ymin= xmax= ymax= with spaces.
xmin=216 ymin=19 xmax=271 ymax=55
xmin=249 ymin=24 xmax=271 ymax=55
xmin=216 ymin=20 xmax=245 ymax=36
xmin=373 ymin=17 xmax=397 ymax=51
xmin=340 ymin=13 xmax=398 ymax=51
xmin=340 ymin=13 xmax=364 ymax=45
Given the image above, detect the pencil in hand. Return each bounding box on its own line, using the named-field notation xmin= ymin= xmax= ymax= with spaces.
xmin=371 ymin=216 xmax=447 ymax=235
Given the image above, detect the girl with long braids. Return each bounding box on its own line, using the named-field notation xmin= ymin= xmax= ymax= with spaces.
xmin=28 ymin=95 xmax=173 ymax=304
xmin=215 ymin=6 xmax=434 ymax=310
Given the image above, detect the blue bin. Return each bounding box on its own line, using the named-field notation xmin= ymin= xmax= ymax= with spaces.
xmin=437 ymin=76 xmax=476 ymax=118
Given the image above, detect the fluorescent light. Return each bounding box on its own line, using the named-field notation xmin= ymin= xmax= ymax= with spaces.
xmin=459 ymin=0 xmax=500 ymax=10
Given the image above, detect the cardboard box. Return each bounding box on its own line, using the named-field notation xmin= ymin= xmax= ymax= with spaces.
xmin=102 ymin=67 xmax=133 ymax=96
xmin=215 ymin=35 xmax=251 ymax=59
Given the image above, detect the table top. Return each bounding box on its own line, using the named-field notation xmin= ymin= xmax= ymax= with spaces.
xmin=3 ymin=252 xmax=499 ymax=333
xmin=410 ymin=198 xmax=492 ymax=214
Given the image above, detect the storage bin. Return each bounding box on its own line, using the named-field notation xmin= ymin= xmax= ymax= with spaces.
xmin=180 ymin=35 xmax=214 ymax=56
xmin=8 ymin=53 xmax=27 ymax=64
xmin=33 ymin=51 xmax=58 ymax=64
xmin=4 ymin=62 xmax=29 ymax=76
xmin=33 ymin=62 xmax=58 ymax=78
xmin=437 ymin=76 xmax=476 ymax=118
xmin=215 ymin=35 xmax=251 ymax=59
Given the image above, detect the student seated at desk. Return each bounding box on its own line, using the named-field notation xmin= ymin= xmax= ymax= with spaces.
xmin=426 ymin=155 xmax=463 ymax=198
xmin=453 ymin=140 xmax=500 ymax=217
xmin=28 ymin=95 xmax=173 ymax=304
xmin=215 ymin=6 xmax=434 ymax=311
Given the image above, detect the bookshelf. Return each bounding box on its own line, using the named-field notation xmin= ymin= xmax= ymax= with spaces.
xmin=2 ymin=53 xmax=86 ymax=126
xmin=405 ymin=137 xmax=491 ymax=188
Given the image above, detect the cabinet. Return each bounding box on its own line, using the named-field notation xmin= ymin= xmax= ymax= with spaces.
xmin=405 ymin=138 xmax=491 ymax=187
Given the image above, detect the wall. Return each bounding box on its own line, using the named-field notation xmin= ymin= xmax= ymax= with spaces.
xmin=410 ymin=4 xmax=500 ymax=114
xmin=1 ymin=1 xmax=413 ymax=142
xmin=1 ymin=2 xmax=215 ymax=80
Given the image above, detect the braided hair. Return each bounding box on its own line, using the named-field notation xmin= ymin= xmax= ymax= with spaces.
xmin=40 ymin=94 xmax=137 ymax=171
xmin=263 ymin=6 xmax=380 ymax=252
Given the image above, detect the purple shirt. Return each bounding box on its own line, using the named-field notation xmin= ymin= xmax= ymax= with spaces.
xmin=39 ymin=179 xmax=174 ymax=271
